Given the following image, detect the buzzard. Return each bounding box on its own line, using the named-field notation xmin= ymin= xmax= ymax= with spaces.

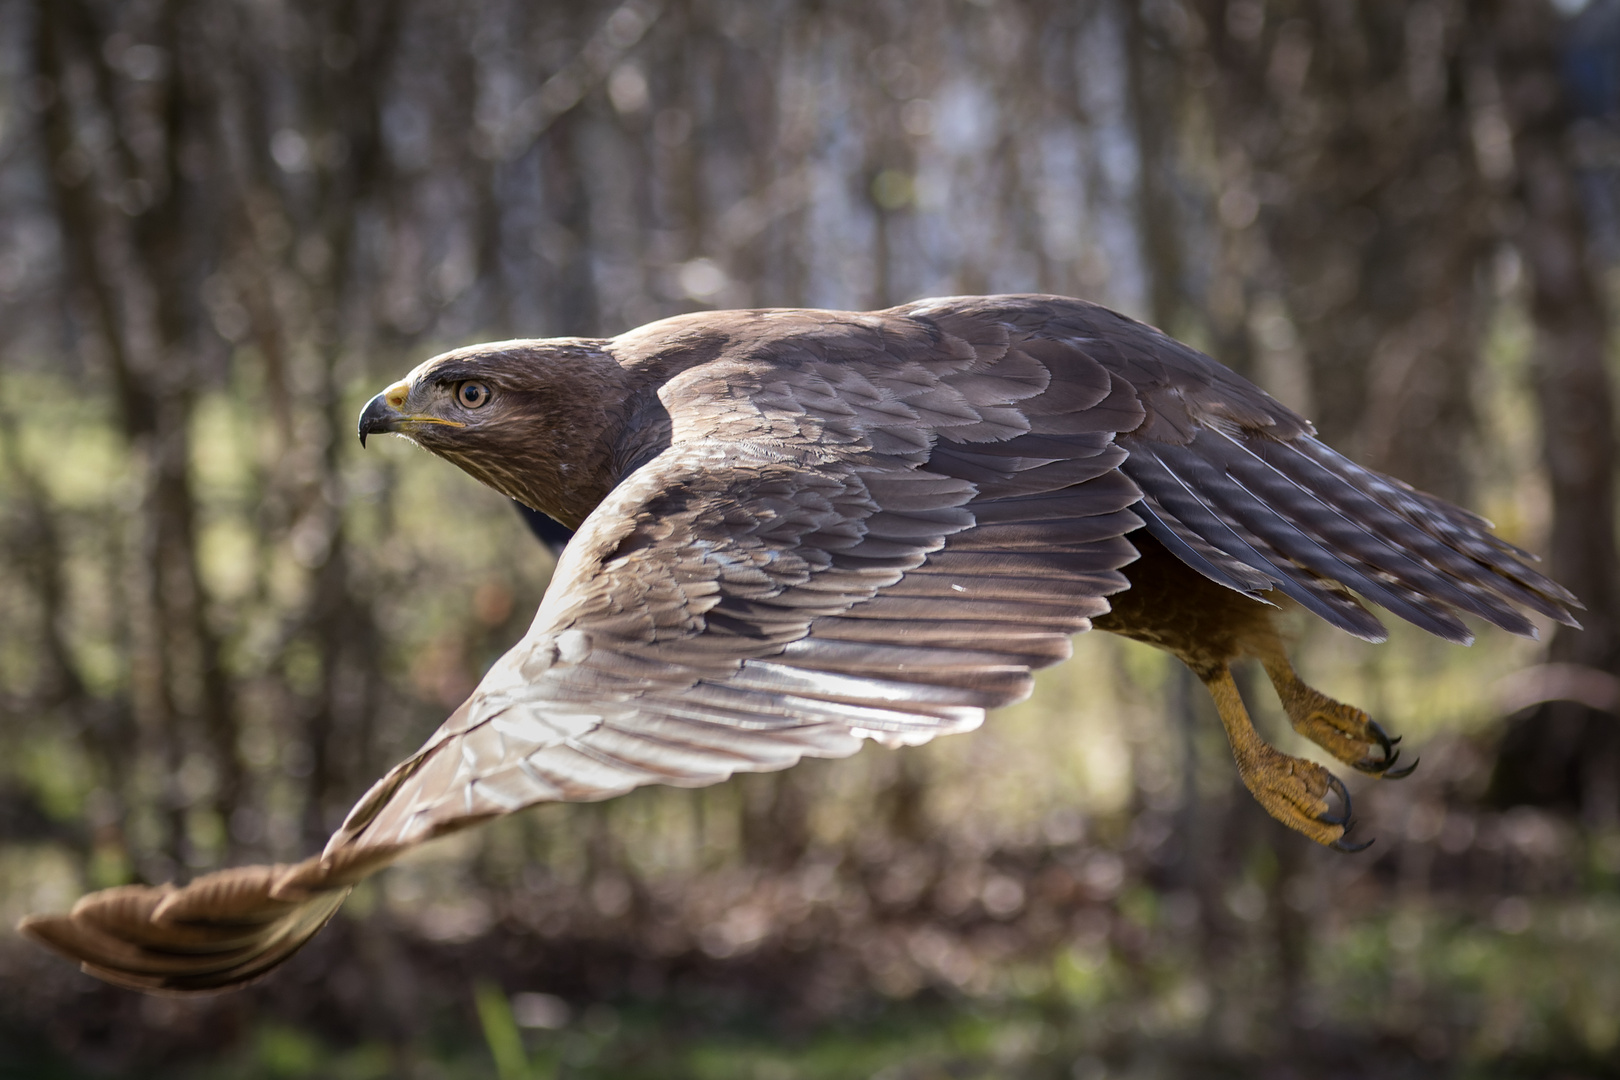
xmin=20 ymin=295 xmax=1578 ymax=992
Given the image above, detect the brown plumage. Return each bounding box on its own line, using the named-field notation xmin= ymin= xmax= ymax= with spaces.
xmin=19 ymin=294 xmax=1579 ymax=993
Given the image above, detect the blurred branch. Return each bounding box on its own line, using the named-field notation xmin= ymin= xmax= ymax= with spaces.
xmin=481 ymin=0 xmax=661 ymax=161
xmin=1494 ymin=663 xmax=1620 ymax=715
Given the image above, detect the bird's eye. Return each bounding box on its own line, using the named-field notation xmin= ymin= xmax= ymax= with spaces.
xmin=457 ymin=381 xmax=490 ymax=409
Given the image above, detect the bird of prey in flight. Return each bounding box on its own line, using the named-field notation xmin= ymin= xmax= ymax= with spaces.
xmin=20 ymin=294 xmax=1579 ymax=992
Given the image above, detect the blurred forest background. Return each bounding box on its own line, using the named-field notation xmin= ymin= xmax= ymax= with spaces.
xmin=1 ymin=0 xmax=1619 ymax=1076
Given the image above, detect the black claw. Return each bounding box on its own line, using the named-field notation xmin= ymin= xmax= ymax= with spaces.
xmin=1330 ymin=832 xmax=1375 ymax=854
xmin=1316 ymin=772 xmax=1353 ymax=827
xmin=1353 ymin=753 xmax=1390 ymax=775
xmin=1367 ymin=719 xmax=1395 ymax=757
xmin=1353 ymin=747 xmax=1399 ymax=775
xmin=1381 ymin=756 xmax=1419 ymax=780
xmin=1352 ymin=720 xmax=1413 ymax=776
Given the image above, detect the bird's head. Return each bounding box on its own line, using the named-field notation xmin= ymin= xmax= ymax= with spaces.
xmin=357 ymin=339 xmax=631 ymax=526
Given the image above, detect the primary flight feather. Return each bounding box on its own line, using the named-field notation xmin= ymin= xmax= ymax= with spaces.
xmin=20 ymin=294 xmax=1579 ymax=992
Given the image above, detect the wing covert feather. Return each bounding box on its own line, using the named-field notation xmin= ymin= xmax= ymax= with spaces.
xmin=341 ymin=315 xmax=1152 ymax=852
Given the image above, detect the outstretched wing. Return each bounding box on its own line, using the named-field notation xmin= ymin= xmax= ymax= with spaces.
xmin=18 ymin=300 xmax=1149 ymax=991
xmin=959 ymin=296 xmax=1581 ymax=644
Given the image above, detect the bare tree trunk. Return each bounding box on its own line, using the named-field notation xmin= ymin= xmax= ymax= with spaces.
xmin=34 ymin=0 xmax=242 ymax=873
xmin=1190 ymin=0 xmax=1493 ymax=500
xmin=1484 ymin=0 xmax=1620 ymax=820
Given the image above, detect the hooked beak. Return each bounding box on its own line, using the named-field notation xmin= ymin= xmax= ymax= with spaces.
xmin=357 ymin=383 xmax=465 ymax=447
xmin=357 ymin=392 xmax=396 ymax=448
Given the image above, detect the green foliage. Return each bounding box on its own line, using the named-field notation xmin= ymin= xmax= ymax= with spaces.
xmin=476 ymin=982 xmax=551 ymax=1080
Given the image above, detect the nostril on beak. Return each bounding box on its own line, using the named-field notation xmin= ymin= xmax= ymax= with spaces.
xmin=384 ymin=381 xmax=410 ymax=409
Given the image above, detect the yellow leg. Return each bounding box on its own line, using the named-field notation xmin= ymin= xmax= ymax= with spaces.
xmin=1251 ymin=640 xmax=1416 ymax=779
xmin=1197 ymin=663 xmax=1368 ymax=851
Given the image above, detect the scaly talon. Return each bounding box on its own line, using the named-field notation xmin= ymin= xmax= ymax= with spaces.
xmin=1258 ymin=649 xmax=1414 ymax=781
xmin=1237 ymin=739 xmax=1356 ymax=847
xmin=1198 ymin=663 xmax=1366 ymax=850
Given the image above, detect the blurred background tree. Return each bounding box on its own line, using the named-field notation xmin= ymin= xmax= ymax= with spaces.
xmin=0 ymin=0 xmax=1617 ymax=1076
